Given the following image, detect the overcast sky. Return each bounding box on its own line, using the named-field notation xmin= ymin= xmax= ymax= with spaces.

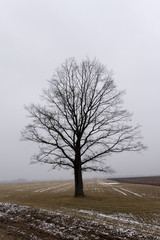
xmin=0 ymin=0 xmax=160 ymax=181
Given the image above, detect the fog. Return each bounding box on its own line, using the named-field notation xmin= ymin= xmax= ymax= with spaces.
xmin=0 ymin=0 xmax=160 ymax=181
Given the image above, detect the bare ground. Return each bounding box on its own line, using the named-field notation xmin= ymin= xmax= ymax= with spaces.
xmin=0 ymin=179 xmax=160 ymax=240
xmin=110 ymin=176 xmax=160 ymax=186
xmin=0 ymin=203 xmax=159 ymax=240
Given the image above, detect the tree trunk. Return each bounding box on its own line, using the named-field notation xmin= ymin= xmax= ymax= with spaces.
xmin=74 ymin=145 xmax=85 ymax=197
xmin=74 ymin=162 xmax=85 ymax=197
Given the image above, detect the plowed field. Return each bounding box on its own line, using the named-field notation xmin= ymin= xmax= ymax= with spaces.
xmin=0 ymin=179 xmax=160 ymax=239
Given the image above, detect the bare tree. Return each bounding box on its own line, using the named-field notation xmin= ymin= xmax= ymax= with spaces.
xmin=21 ymin=58 xmax=146 ymax=197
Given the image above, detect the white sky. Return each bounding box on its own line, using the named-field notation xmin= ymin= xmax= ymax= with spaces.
xmin=0 ymin=0 xmax=160 ymax=181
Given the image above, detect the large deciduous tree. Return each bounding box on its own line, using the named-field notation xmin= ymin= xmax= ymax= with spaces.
xmin=22 ymin=58 xmax=146 ymax=197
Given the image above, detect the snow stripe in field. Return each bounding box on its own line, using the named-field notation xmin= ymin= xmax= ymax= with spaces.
xmin=98 ymin=181 xmax=119 ymax=185
xmin=34 ymin=182 xmax=72 ymax=193
xmin=35 ymin=187 xmax=52 ymax=193
xmin=54 ymin=183 xmax=73 ymax=192
xmin=112 ymin=188 xmax=127 ymax=196
xmin=34 ymin=185 xmax=61 ymax=193
xmin=120 ymin=188 xmax=142 ymax=197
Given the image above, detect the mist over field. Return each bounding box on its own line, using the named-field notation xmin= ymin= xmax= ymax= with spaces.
xmin=0 ymin=0 xmax=160 ymax=181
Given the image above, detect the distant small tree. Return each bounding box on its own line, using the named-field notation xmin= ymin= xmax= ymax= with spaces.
xmin=21 ymin=58 xmax=146 ymax=197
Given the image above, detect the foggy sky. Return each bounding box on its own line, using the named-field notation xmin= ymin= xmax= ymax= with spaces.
xmin=0 ymin=0 xmax=160 ymax=181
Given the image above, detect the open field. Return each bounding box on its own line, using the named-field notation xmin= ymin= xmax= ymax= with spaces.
xmin=0 ymin=178 xmax=160 ymax=239
xmin=110 ymin=176 xmax=160 ymax=186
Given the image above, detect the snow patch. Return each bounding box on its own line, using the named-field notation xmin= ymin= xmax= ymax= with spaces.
xmin=98 ymin=180 xmax=119 ymax=185
xmin=112 ymin=188 xmax=127 ymax=196
xmin=120 ymin=188 xmax=142 ymax=197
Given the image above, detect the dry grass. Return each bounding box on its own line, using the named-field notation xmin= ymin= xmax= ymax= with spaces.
xmin=0 ymin=179 xmax=159 ymax=215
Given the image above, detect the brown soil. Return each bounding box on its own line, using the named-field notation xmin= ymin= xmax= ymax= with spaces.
xmin=0 ymin=203 xmax=153 ymax=240
xmin=110 ymin=176 xmax=160 ymax=186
